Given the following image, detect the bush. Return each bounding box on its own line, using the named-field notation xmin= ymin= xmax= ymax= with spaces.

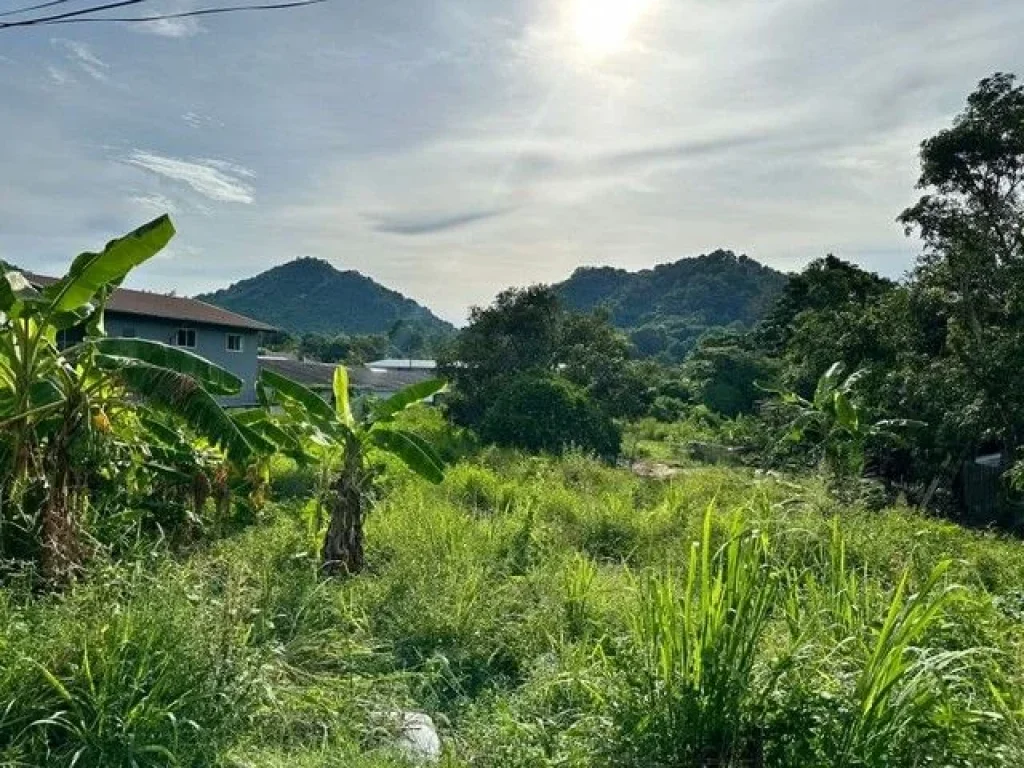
xmin=479 ymin=375 xmax=621 ymax=459
xmin=648 ymin=395 xmax=687 ymax=423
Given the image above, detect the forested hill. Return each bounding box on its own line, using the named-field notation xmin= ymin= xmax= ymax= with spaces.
xmin=195 ymin=257 xmax=454 ymax=337
xmin=555 ymin=250 xmax=789 ymax=360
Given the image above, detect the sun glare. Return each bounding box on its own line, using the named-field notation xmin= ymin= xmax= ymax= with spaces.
xmin=571 ymin=0 xmax=651 ymax=57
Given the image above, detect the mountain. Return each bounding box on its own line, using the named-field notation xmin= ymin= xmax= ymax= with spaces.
xmin=195 ymin=258 xmax=454 ymax=338
xmin=555 ymin=250 xmax=789 ymax=361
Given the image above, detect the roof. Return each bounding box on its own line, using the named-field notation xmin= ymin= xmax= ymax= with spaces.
xmin=25 ymin=273 xmax=276 ymax=332
xmin=259 ymin=357 xmax=437 ymax=394
xmin=366 ymin=358 xmax=437 ymax=370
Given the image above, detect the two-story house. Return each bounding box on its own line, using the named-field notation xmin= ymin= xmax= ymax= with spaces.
xmin=27 ymin=274 xmax=275 ymax=407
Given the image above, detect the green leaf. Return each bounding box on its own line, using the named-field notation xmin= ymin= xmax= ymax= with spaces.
xmin=833 ymin=390 xmax=860 ymax=433
xmin=370 ymin=428 xmax=445 ymax=484
xmin=94 ymin=337 xmax=242 ymax=395
xmin=233 ymin=410 xmax=305 ymax=455
xmin=138 ymin=413 xmax=185 ymax=447
xmin=333 ymin=366 xmax=354 ymax=427
xmin=113 ymin=361 xmax=252 ymax=462
xmin=372 ymin=378 xmax=447 ymax=422
xmin=50 ymin=306 xmax=98 ymax=332
xmin=259 ymin=368 xmax=338 ymax=434
xmin=814 ymin=362 xmax=844 ymax=410
xmin=0 ymin=270 xmax=41 ymax=314
xmin=44 ymin=215 xmax=174 ymax=317
xmin=232 ymin=417 xmax=278 ymax=456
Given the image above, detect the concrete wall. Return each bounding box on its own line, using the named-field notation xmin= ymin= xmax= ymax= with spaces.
xmin=106 ymin=312 xmax=260 ymax=407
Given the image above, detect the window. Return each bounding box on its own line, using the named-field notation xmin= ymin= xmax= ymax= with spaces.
xmin=123 ymin=326 xmax=137 ymax=338
xmin=56 ymin=327 xmax=84 ymax=350
xmin=175 ymin=328 xmax=196 ymax=348
xmin=226 ymin=333 xmax=243 ymax=352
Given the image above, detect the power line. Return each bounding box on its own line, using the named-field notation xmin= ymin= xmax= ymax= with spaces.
xmin=0 ymin=0 xmax=75 ymax=19
xmin=0 ymin=0 xmax=148 ymax=27
xmin=56 ymin=0 xmax=327 ymax=24
xmin=0 ymin=0 xmax=327 ymax=29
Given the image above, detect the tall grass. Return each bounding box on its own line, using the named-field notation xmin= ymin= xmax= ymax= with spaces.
xmin=834 ymin=561 xmax=972 ymax=767
xmin=1 ymin=445 xmax=1022 ymax=766
xmin=0 ymin=565 xmax=259 ymax=767
xmin=618 ymin=507 xmax=780 ymax=765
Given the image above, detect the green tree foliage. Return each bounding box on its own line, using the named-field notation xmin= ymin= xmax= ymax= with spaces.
xmin=683 ymin=331 xmax=779 ymax=418
xmin=560 ymin=310 xmax=653 ymax=419
xmin=726 ymin=74 xmax=1024 ymax=519
xmin=760 ymin=255 xmax=895 ymax=350
xmin=479 ymin=374 xmax=621 ymax=458
xmin=759 ymin=255 xmax=896 ymax=394
xmin=899 ymin=72 xmax=1024 ymax=457
xmin=441 ymin=285 xmax=650 ymax=433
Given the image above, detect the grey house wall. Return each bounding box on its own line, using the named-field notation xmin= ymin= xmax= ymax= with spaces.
xmin=107 ymin=312 xmax=260 ymax=407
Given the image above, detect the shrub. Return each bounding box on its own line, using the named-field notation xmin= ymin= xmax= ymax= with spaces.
xmin=648 ymin=395 xmax=687 ymax=423
xmin=479 ymin=375 xmax=620 ymax=459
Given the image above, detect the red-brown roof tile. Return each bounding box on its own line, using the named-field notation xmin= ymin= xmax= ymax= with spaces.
xmin=25 ymin=273 xmax=276 ymax=332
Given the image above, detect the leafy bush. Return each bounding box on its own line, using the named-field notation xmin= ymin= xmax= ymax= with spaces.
xmin=479 ymin=375 xmax=621 ymax=459
xmin=648 ymin=394 xmax=687 ymax=423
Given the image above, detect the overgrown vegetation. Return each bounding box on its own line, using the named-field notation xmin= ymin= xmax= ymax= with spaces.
xmin=2 ymin=443 xmax=1023 ymax=766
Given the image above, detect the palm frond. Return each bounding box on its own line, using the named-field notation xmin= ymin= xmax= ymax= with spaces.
xmin=113 ymin=361 xmax=252 ymax=462
xmin=94 ymin=338 xmax=241 ymax=395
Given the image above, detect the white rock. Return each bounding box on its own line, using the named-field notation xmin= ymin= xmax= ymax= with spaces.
xmin=375 ymin=710 xmax=442 ymax=764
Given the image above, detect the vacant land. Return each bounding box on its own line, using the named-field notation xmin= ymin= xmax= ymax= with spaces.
xmin=2 ymin=446 xmax=1022 ymax=767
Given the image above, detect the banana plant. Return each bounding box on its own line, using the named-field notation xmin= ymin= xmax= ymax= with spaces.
xmin=0 ymin=215 xmax=257 ymax=580
xmin=772 ymin=363 xmax=922 ymax=480
xmin=257 ymin=365 xmax=446 ymax=575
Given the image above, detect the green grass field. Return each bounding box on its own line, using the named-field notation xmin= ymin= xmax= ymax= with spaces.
xmin=3 ymin=447 xmax=1024 ymax=766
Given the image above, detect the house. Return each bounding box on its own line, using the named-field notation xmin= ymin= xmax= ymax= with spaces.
xmin=259 ymin=357 xmax=438 ymax=404
xmin=27 ymin=273 xmax=275 ymax=407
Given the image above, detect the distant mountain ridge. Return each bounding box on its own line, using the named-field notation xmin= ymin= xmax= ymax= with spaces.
xmin=554 ymin=250 xmax=789 ymax=361
xmin=195 ymin=257 xmax=454 ymax=337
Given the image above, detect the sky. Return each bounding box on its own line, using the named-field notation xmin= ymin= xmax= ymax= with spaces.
xmin=1 ymin=0 xmax=1023 ymax=323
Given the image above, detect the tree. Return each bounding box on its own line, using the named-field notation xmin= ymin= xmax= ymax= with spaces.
xmin=760 ymin=256 xmax=894 ymax=350
xmin=767 ymin=363 xmax=921 ymax=481
xmin=441 ymin=285 xmax=562 ymax=426
xmin=899 ymin=73 xmax=1024 ymax=456
xmin=683 ymin=331 xmax=779 ymax=418
xmin=258 ymin=367 xmax=446 ymax=575
xmin=560 ymin=310 xmax=652 ymax=419
xmin=0 ymin=216 xmax=259 ymax=579
xmin=478 ymin=374 xmax=621 ymax=458
xmin=442 ymin=285 xmax=652 ymax=427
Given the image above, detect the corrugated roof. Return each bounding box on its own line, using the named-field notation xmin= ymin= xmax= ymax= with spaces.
xmin=259 ymin=357 xmax=437 ymax=393
xmin=25 ymin=273 xmax=276 ymax=332
xmin=367 ymin=358 xmax=437 ymax=370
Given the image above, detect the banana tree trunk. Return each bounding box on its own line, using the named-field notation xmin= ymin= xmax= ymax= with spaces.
xmin=40 ymin=412 xmax=85 ymax=583
xmin=322 ymin=435 xmax=366 ymax=576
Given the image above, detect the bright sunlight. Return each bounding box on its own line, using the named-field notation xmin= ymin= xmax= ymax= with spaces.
xmin=571 ymin=0 xmax=653 ymax=56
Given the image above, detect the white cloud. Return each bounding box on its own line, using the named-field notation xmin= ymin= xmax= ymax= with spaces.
xmin=123 ymin=150 xmax=255 ymax=204
xmin=47 ymin=66 xmax=71 ymax=86
xmin=131 ymin=193 xmax=179 ymax=215
xmin=134 ymin=17 xmax=201 ymax=38
xmin=52 ymin=39 xmax=109 ymax=82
